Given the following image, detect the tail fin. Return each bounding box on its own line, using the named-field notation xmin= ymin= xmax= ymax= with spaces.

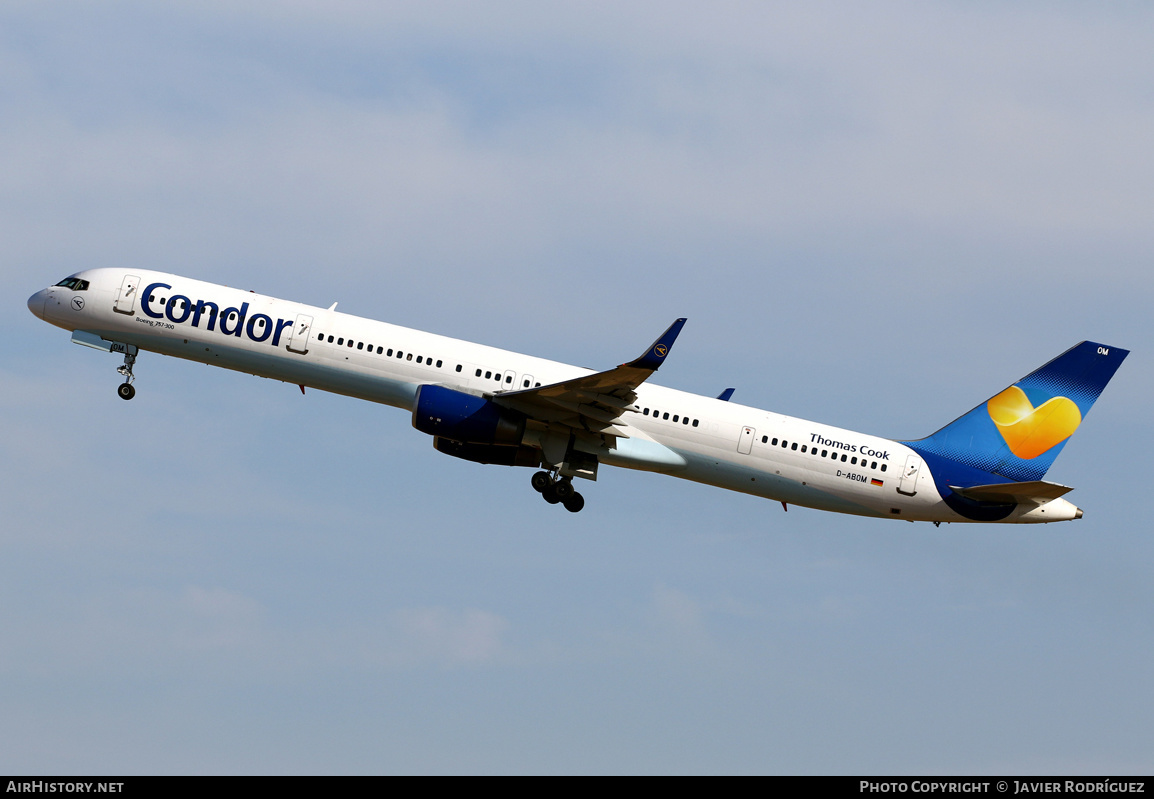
xmin=903 ymin=341 xmax=1128 ymax=482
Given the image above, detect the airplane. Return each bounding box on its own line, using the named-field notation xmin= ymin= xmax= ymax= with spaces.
xmin=28 ymin=269 xmax=1128 ymax=523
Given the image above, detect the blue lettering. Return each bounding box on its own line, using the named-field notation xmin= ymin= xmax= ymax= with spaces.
xmin=141 ymin=285 xmax=294 ymax=348
xmin=218 ymin=302 xmax=249 ymax=338
xmin=166 ymin=294 xmax=192 ymax=324
xmin=246 ymin=313 xmax=273 ymax=343
xmin=141 ymin=282 xmax=170 ymax=320
xmin=272 ymin=317 xmax=293 ymax=347
xmin=192 ymin=300 xmax=218 ymax=331
xmin=809 ymin=433 xmax=857 ymax=453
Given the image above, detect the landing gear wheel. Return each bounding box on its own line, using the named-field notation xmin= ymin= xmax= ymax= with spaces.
xmin=562 ymin=492 xmax=585 ymax=513
xmin=554 ymin=479 xmax=575 ymax=501
xmin=115 ymin=346 xmax=138 ymax=400
xmin=531 ymin=471 xmax=552 ymax=493
xmin=541 ymin=485 xmax=561 ymax=504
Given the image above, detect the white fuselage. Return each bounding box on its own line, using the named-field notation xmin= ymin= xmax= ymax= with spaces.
xmin=28 ymin=268 xmax=1081 ymax=524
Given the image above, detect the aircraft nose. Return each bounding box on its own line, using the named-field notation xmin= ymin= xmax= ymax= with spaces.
xmin=27 ymin=289 xmax=47 ymax=320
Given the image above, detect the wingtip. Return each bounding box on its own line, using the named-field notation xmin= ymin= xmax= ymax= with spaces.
xmin=628 ymin=318 xmax=687 ymax=371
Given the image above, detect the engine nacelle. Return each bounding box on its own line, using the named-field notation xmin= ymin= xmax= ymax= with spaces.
xmin=412 ymin=384 xmax=526 ymax=446
xmin=433 ymin=437 xmax=541 ymax=467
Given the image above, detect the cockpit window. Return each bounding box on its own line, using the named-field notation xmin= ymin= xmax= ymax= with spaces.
xmin=54 ymin=278 xmax=89 ymax=291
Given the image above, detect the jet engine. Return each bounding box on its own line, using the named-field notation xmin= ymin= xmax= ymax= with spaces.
xmin=412 ymin=384 xmax=526 ymax=446
xmin=432 ymin=437 xmax=541 ymax=467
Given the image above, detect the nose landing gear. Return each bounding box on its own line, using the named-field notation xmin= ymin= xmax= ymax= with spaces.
xmin=531 ymin=470 xmax=585 ymax=513
xmin=115 ymin=346 xmax=137 ymax=400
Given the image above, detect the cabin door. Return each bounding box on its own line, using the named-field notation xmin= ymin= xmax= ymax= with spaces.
xmin=737 ymin=426 xmax=755 ymax=455
xmin=286 ymin=314 xmax=314 ymax=354
xmin=897 ymin=454 xmax=921 ymax=496
xmin=113 ymin=274 xmax=141 ymax=315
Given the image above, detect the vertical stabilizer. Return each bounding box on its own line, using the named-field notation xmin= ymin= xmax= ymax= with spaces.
xmin=903 ymin=341 xmax=1128 ymax=483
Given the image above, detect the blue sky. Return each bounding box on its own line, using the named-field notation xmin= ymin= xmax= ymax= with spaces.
xmin=2 ymin=1 xmax=1152 ymax=774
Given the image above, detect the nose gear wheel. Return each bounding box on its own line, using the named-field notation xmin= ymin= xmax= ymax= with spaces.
xmin=115 ymin=348 xmax=137 ymax=400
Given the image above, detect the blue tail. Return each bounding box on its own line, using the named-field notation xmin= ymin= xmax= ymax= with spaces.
xmin=902 ymin=341 xmax=1128 ymax=484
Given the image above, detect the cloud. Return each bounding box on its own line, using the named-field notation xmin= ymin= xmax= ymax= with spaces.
xmin=172 ymin=586 xmax=267 ymax=651
xmin=387 ymin=606 xmax=510 ymax=667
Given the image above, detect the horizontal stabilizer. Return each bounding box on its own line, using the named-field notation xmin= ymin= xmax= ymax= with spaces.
xmin=949 ymin=480 xmax=1073 ymax=504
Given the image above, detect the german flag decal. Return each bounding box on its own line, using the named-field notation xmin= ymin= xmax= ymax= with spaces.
xmin=871 ymin=478 xmax=884 ymax=487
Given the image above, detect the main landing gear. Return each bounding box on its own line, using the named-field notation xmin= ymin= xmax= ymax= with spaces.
xmin=531 ymin=470 xmax=585 ymax=513
xmin=116 ymin=348 xmax=137 ymax=400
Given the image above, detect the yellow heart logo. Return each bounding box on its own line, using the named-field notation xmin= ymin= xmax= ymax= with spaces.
xmin=987 ymin=386 xmax=1082 ymax=460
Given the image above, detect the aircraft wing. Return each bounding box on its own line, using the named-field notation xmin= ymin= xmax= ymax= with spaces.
xmin=492 ymin=318 xmax=686 ymax=439
xmin=949 ymin=480 xmax=1074 ymax=504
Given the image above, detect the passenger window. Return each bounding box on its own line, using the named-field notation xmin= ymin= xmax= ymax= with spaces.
xmin=772 ymin=438 xmax=778 ymax=446
xmin=377 ymin=347 xmax=383 ymax=355
xmin=822 ymin=450 xmax=828 ymax=457
xmin=881 ymin=464 xmax=887 ymax=472
xmin=416 ymin=356 xmax=423 ymax=364
xmin=791 ymin=443 xmax=798 ymax=451
xmin=476 ymin=369 xmax=482 ymax=377
xmin=663 ymin=412 xmax=669 ymax=420
xmin=456 ymin=365 xmax=462 ymax=372
xmin=485 ymin=371 xmax=491 ymax=379
xmin=673 ymin=415 xmax=679 ymax=423
xmin=644 ymin=409 xmax=650 ymax=415
xmin=762 ymin=436 xmax=767 ymax=443
xmin=851 ymin=457 xmax=857 ymax=465
xmin=348 ymin=340 xmax=354 ymax=347
xmin=357 ymin=342 xmax=364 ymax=350
xmin=841 ymin=454 xmax=847 ymax=462
xmin=523 ymin=379 xmax=530 ymax=388
xmin=407 ymin=353 xmax=413 ymax=361
xmin=692 ymin=419 xmax=699 ymax=427
xmin=327 ymin=336 xmax=334 ymax=343
xmin=682 ymin=417 xmax=689 ymax=425
xmin=338 ymin=338 xmax=344 ymax=345
xmin=436 ymin=360 xmax=443 ymax=368
xmin=801 ymin=445 xmax=807 ymax=453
